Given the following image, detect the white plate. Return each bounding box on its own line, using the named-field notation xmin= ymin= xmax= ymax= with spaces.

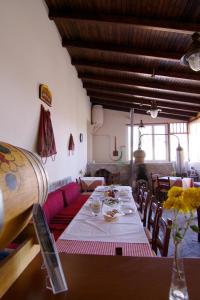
xmin=121 ymin=206 xmax=135 ymax=215
xmin=103 ymin=198 xmax=119 ymax=206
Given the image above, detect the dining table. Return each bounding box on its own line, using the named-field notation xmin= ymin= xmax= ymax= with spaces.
xmin=159 ymin=176 xmax=196 ymax=188
xmin=159 ymin=176 xmax=182 ymax=187
xmin=56 ymin=185 xmax=152 ymax=257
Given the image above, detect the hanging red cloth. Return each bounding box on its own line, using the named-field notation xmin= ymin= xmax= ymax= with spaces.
xmin=37 ymin=104 xmax=57 ymax=163
xmin=68 ymin=133 xmax=75 ymax=155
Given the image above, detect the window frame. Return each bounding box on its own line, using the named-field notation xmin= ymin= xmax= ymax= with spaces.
xmin=128 ymin=122 xmax=189 ymax=162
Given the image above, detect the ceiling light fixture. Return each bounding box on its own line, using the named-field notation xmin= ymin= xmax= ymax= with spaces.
xmin=147 ymin=101 xmax=162 ymax=119
xmin=181 ymin=32 xmax=200 ymax=72
xmin=138 ymin=119 xmax=145 ymax=130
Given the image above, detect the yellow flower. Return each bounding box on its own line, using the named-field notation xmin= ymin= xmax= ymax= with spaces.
xmin=183 ymin=188 xmax=200 ymax=210
xmin=164 ymin=186 xmax=189 ymax=213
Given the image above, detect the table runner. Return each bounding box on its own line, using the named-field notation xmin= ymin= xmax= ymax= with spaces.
xmin=56 ymin=240 xmax=153 ymax=257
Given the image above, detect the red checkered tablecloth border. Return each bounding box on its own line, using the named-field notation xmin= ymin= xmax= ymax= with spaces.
xmin=56 ymin=240 xmax=153 ymax=257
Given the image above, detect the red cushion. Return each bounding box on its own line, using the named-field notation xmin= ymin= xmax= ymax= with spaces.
xmin=51 ymin=214 xmax=72 ymax=225
xmin=60 ymin=182 xmax=81 ymax=205
xmin=49 ymin=223 xmax=67 ymax=231
xmin=42 ymin=190 xmax=64 ymax=223
xmin=55 ymin=195 xmax=89 ymax=220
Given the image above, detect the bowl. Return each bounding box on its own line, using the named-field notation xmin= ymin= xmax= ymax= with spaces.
xmin=103 ymin=209 xmax=119 ymax=222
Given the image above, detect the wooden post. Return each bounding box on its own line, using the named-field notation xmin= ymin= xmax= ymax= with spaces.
xmin=129 ymin=108 xmax=134 ymax=187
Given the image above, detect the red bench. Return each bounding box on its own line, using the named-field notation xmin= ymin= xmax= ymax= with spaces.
xmin=43 ymin=182 xmax=90 ymax=240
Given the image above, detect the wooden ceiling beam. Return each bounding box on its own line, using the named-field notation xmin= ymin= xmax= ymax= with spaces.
xmin=73 ymin=59 xmax=200 ymax=82
xmin=88 ymin=93 xmax=199 ymax=113
xmin=83 ymin=83 xmax=200 ymax=106
xmin=91 ymin=100 xmax=188 ymax=121
xmin=49 ymin=10 xmax=200 ymax=35
xmin=80 ymin=73 xmax=200 ymax=95
xmin=63 ymin=39 xmax=180 ymax=61
xmin=90 ymin=97 xmax=195 ymax=117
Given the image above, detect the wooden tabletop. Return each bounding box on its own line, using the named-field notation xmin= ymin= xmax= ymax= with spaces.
xmin=2 ymin=253 xmax=200 ymax=300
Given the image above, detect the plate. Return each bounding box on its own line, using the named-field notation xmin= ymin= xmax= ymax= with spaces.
xmin=103 ymin=197 xmax=119 ymax=206
xmin=121 ymin=206 xmax=135 ymax=215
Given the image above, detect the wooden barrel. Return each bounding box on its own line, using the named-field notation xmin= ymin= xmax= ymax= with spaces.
xmin=0 ymin=141 xmax=48 ymax=249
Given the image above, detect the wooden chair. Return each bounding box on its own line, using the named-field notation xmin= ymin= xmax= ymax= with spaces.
xmin=109 ymin=172 xmax=120 ymax=185
xmin=95 ymin=169 xmax=120 ymax=185
xmin=154 ymin=217 xmax=172 ymax=257
xmin=145 ymin=197 xmax=162 ymax=248
xmin=156 ymin=176 xmax=170 ymax=202
xmin=197 ymin=207 xmax=200 ymax=243
xmin=135 ymin=184 xmax=146 ymax=211
xmin=135 ymin=180 xmax=147 ymax=203
xmin=139 ymin=190 xmax=151 ymax=227
xmin=150 ymin=173 xmax=160 ymax=195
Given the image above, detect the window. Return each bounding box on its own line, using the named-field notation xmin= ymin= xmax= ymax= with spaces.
xmin=189 ymin=119 xmax=200 ymax=161
xmin=128 ymin=124 xmax=167 ymax=161
xmin=128 ymin=122 xmax=189 ymax=162
xmin=169 ymin=122 xmax=188 ymax=161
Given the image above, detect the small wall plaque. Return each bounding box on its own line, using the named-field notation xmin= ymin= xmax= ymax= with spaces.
xmin=39 ymin=84 xmax=52 ymax=107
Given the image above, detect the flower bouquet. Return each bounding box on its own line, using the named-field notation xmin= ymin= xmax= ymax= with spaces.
xmin=164 ymin=186 xmax=200 ymax=300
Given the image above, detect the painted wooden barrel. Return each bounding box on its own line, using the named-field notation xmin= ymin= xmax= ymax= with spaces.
xmin=0 ymin=141 xmax=48 ymax=249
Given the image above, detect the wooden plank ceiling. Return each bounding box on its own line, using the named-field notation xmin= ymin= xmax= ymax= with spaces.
xmin=44 ymin=0 xmax=200 ymax=121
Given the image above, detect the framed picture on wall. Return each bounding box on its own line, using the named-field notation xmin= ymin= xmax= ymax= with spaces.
xmin=39 ymin=84 xmax=52 ymax=107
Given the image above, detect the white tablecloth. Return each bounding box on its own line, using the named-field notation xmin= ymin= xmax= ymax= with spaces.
xmin=80 ymin=176 xmax=105 ymax=186
xmin=59 ymin=186 xmax=148 ymax=244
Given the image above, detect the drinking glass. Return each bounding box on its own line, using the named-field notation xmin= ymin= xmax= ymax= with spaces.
xmin=90 ymin=198 xmax=101 ymax=216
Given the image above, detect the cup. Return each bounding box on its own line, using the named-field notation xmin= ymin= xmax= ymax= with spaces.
xmin=90 ymin=198 xmax=101 ymax=216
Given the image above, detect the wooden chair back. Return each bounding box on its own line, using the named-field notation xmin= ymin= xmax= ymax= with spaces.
xmin=147 ymin=198 xmax=162 ymax=250
xmin=156 ymin=176 xmax=170 ymax=201
xmin=135 ymin=184 xmax=146 ymax=209
xmin=95 ymin=169 xmax=120 ymax=185
xmin=110 ymin=172 xmax=120 ymax=184
xmin=155 ymin=217 xmax=172 ymax=257
xmin=157 ymin=176 xmax=170 ymax=191
xmin=140 ymin=190 xmax=151 ymax=227
xmin=150 ymin=173 xmax=160 ymax=195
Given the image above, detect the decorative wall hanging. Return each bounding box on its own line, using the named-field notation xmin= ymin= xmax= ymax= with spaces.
xmin=37 ymin=105 xmax=57 ymax=163
xmin=39 ymin=84 xmax=52 ymax=107
xmin=68 ymin=133 xmax=75 ymax=155
xmin=113 ymin=136 xmax=119 ymax=156
xmin=79 ymin=133 xmax=83 ymax=143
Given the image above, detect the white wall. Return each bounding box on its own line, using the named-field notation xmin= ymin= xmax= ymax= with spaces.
xmin=0 ymin=0 xmax=90 ymax=183
xmin=93 ymin=108 xmax=182 ymax=163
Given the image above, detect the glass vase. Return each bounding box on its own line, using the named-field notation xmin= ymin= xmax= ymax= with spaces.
xmin=169 ymin=242 xmax=189 ymax=300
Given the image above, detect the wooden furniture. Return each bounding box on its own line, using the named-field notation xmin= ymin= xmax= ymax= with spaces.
xmin=156 ymin=176 xmax=170 ymax=201
xmin=139 ymin=190 xmax=151 ymax=227
xmin=154 ymin=217 xmax=172 ymax=257
xmin=0 ymin=141 xmax=48 ymax=297
xmin=2 ymin=254 xmax=200 ymax=300
xmin=95 ymin=169 xmax=120 ymax=185
xmin=150 ymin=173 xmax=160 ymax=195
xmin=197 ymin=207 xmax=200 ymax=243
xmin=145 ymin=198 xmax=162 ymax=247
